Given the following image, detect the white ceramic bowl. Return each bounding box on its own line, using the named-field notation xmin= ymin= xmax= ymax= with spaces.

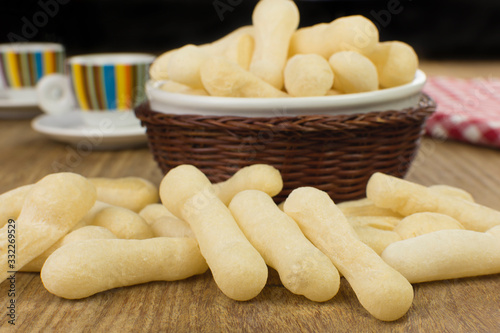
xmin=146 ymin=69 xmax=426 ymax=117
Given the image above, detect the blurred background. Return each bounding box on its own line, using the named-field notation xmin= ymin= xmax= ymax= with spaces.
xmin=1 ymin=0 xmax=500 ymax=59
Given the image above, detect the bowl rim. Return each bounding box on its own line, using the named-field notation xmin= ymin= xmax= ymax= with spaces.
xmin=146 ymin=69 xmax=426 ymax=117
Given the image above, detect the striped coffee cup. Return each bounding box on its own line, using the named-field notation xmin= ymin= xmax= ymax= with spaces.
xmin=68 ymin=54 xmax=153 ymax=111
xmin=0 ymin=42 xmax=65 ymax=102
xmin=37 ymin=53 xmax=154 ymax=127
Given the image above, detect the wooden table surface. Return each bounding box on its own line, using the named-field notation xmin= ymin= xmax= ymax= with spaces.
xmin=1 ymin=61 xmax=500 ymax=332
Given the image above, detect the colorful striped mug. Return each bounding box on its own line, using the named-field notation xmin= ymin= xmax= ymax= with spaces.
xmin=0 ymin=42 xmax=65 ymax=103
xmin=37 ymin=53 xmax=155 ymax=127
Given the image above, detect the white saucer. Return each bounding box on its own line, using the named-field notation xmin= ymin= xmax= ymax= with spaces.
xmin=0 ymin=98 xmax=42 ymax=119
xmin=31 ymin=113 xmax=148 ymax=150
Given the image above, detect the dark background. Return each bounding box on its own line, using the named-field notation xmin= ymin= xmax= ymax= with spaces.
xmin=1 ymin=0 xmax=500 ymax=59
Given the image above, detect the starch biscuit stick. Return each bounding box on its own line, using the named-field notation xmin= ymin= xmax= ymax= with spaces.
xmin=166 ymin=44 xmax=210 ymax=89
xmin=394 ymin=212 xmax=465 ymax=240
xmin=69 ymin=200 xmax=111 ymax=232
xmin=346 ymin=215 xmax=401 ymax=230
xmin=0 ymin=184 xmax=34 ymax=227
xmin=200 ymin=56 xmax=288 ymax=98
xmin=368 ymin=41 xmax=418 ymax=88
xmin=150 ymin=216 xmax=195 ymax=238
xmin=349 ymin=224 xmax=402 ymax=255
xmin=284 ymin=54 xmax=334 ymax=97
xmin=229 ymin=190 xmax=340 ymax=302
xmin=346 ymin=215 xmax=402 ymax=254
xmin=0 ymin=173 xmax=96 ymax=283
xmin=139 ymin=203 xmax=176 ymax=224
xmin=366 ymin=172 xmax=500 ymax=232
xmin=89 ymin=177 xmax=159 ymax=213
xmin=429 ymin=184 xmax=474 ymax=202
xmin=41 ymin=237 xmax=208 ymax=299
xmin=159 ymin=165 xmax=268 ymax=301
xmin=284 ymin=187 xmax=413 ymax=321
xmin=212 ymin=164 xmax=283 ymax=206
xmin=160 ymin=80 xmax=208 ymax=96
xmin=337 ymin=197 xmax=403 ymax=218
xmin=289 ymin=15 xmax=379 ymax=59
xmin=381 ymin=228 xmax=500 ymax=283
xmin=149 ymin=25 xmax=254 ymax=81
xmin=487 ymin=225 xmax=500 ymax=239
xmin=91 ymin=206 xmax=154 ymax=239
xmin=223 ymin=33 xmax=255 ymax=70
xmin=328 ymin=51 xmax=378 ymax=93
xmin=139 ymin=203 xmax=194 ymax=238
xmin=21 ymin=225 xmax=117 ymax=272
xmin=249 ymin=0 xmax=299 ymax=89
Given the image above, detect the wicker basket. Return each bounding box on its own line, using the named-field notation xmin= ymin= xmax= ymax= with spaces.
xmin=135 ymin=93 xmax=435 ymax=202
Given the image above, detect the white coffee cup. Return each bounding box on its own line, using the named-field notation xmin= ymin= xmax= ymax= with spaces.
xmin=36 ymin=52 xmax=155 ymax=127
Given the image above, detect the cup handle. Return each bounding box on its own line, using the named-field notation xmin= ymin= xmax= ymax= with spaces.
xmin=36 ymin=73 xmax=75 ymax=114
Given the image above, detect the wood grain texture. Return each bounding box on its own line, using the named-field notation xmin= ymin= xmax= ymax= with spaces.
xmin=1 ymin=61 xmax=500 ymax=332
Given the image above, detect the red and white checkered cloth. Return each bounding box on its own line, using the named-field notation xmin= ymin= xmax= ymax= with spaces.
xmin=423 ymin=76 xmax=500 ymax=148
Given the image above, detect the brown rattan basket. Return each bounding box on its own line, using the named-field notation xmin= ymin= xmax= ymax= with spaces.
xmin=135 ymin=93 xmax=435 ymax=202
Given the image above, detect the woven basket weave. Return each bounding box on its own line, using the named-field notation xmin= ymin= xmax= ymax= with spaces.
xmin=135 ymin=93 xmax=435 ymax=202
